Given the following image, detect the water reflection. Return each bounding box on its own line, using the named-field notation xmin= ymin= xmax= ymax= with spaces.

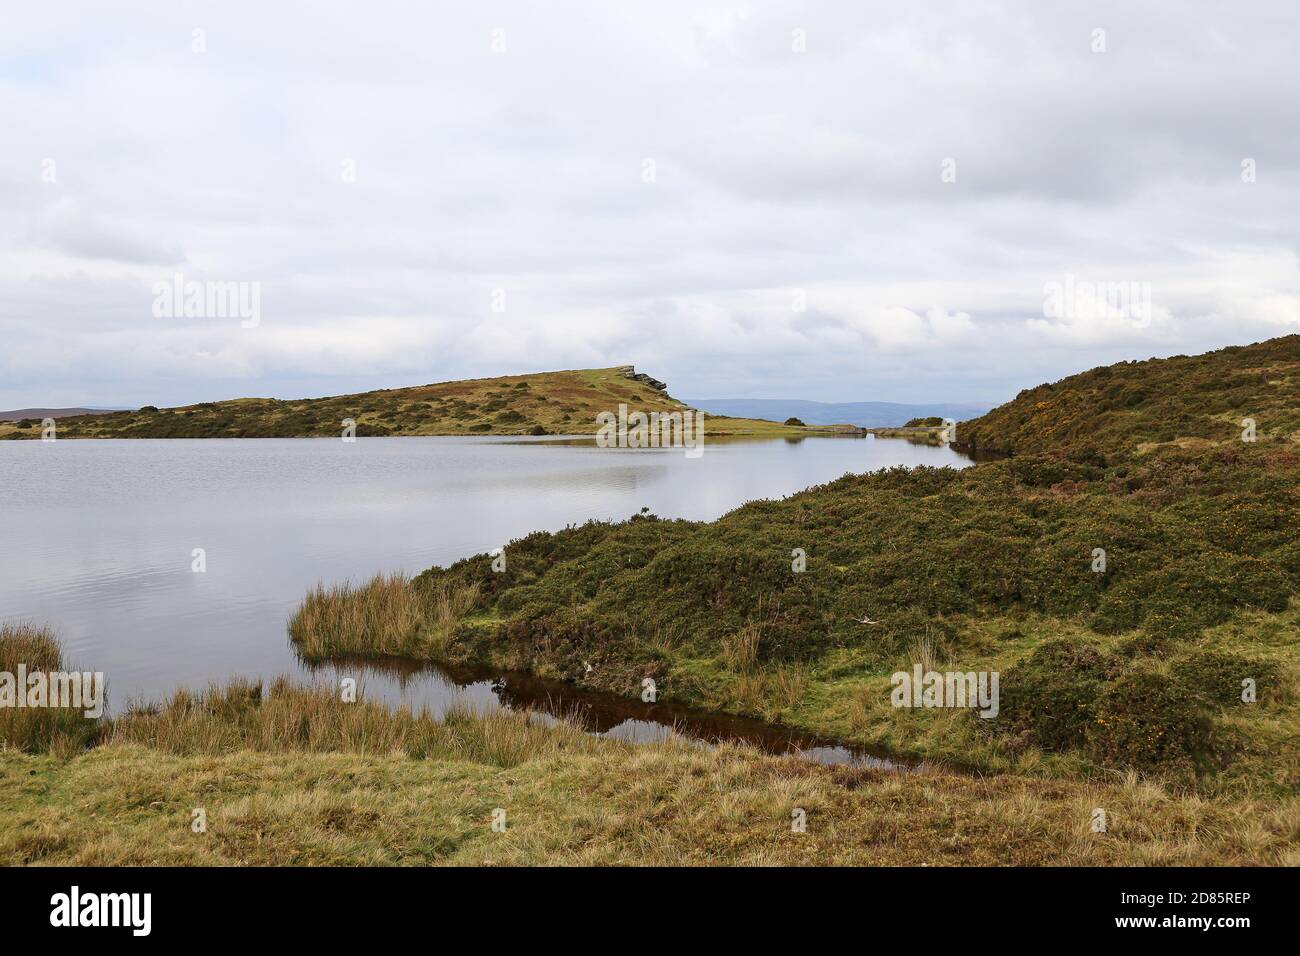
xmin=308 ymin=656 xmax=919 ymax=771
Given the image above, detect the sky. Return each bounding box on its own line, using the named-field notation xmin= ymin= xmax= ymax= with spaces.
xmin=1 ymin=0 xmax=1298 ymax=409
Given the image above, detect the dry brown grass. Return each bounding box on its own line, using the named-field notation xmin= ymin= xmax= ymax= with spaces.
xmin=731 ymin=665 xmax=809 ymax=721
xmin=289 ymin=572 xmax=426 ymax=660
xmin=0 ymin=623 xmax=101 ymax=757
xmin=109 ymin=678 xmax=598 ymax=768
xmin=3 ymin=725 xmax=1294 ymax=866
xmin=721 ymin=623 xmax=762 ymax=671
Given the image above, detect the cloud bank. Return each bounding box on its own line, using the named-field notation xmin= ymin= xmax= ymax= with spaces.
xmin=1 ymin=0 xmax=1298 ymax=407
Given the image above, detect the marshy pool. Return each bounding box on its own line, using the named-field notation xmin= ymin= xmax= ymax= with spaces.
xmin=0 ymin=433 xmax=973 ymax=762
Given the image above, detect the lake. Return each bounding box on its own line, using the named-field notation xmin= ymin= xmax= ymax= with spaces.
xmin=0 ymin=433 xmax=972 ymax=762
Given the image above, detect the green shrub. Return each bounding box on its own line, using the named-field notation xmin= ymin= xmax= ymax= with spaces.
xmin=1170 ymin=650 xmax=1281 ymax=707
xmin=992 ymin=638 xmax=1115 ymax=752
xmin=1085 ymin=669 xmax=1215 ymax=773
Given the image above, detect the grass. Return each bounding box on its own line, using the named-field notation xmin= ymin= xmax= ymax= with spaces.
xmin=289 ymin=573 xmax=483 ymax=661
xmin=108 ymin=678 xmax=599 ymax=767
xmin=3 ymin=741 xmax=1296 ymax=866
xmin=0 ymin=623 xmax=101 ymax=757
xmin=2 ymin=693 xmax=1295 ymax=865
xmin=3 ymin=626 xmax=1296 ymax=865
xmin=0 ymin=365 xmax=841 ymax=441
xmin=289 ymin=573 xmax=426 ymax=660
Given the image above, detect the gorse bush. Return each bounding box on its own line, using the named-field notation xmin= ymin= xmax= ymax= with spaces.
xmin=991 ymin=638 xmax=1116 ymax=753
xmin=960 ymin=334 xmax=1300 ymax=457
xmin=403 ymin=446 xmax=1298 ymax=675
xmin=1085 ymin=670 xmax=1216 ymax=775
xmin=1170 ymin=650 xmax=1281 ymax=708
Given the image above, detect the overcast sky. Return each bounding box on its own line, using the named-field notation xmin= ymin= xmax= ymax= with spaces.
xmin=2 ymin=1 xmax=1298 ymax=408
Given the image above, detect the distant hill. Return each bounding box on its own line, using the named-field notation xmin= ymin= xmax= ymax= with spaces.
xmin=958 ymin=334 xmax=1300 ymax=458
xmin=682 ymin=398 xmax=990 ymax=428
xmin=0 ymin=368 xmax=825 ymax=440
xmin=0 ymin=407 xmax=127 ymax=421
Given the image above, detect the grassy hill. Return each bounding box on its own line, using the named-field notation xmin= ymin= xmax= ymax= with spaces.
xmin=0 ymin=366 xmax=825 ymax=440
xmin=290 ymin=335 xmax=1300 ymax=796
xmin=959 ymin=334 xmax=1300 ymax=458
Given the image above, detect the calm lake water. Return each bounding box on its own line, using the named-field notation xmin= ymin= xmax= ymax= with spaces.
xmin=0 ymin=434 xmax=972 ymax=764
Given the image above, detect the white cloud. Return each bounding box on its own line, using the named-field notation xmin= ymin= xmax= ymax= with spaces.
xmin=1 ymin=0 xmax=1298 ymax=407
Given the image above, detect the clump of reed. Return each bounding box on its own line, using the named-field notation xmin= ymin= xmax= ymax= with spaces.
xmin=720 ymin=622 xmax=762 ymax=671
xmin=109 ymin=677 xmax=599 ymax=768
xmin=730 ymin=665 xmax=809 ymax=721
xmin=289 ymin=572 xmax=427 ymax=660
xmin=0 ymin=623 xmax=102 ymax=756
xmin=428 ymin=581 xmax=480 ymax=655
xmin=288 ymin=573 xmax=482 ymax=662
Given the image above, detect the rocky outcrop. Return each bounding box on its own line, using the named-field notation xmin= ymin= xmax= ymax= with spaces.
xmin=620 ymin=366 xmax=667 ymax=392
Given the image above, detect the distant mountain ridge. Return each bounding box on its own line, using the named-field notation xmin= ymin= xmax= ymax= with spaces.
xmin=682 ymin=398 xmax=991 ymax=428
xmin=0 ymin=407 xmax=128 ymax=421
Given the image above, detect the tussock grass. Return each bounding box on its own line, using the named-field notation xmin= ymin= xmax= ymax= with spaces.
xmin=0 ymin=623 xmax=101 ymax=757
xmin=2 ymin=732 xmax=1294 ymax=866
xmin=730 ymin=666 xmax=809 ymax=721
xmin=721 ymin=623 xmax=761 ymax=671
xmin=110 ymin=678 xmax=598 ymax=768
xmin=904 ymin=629 xmax=949 ymax=674
xmin=429 ymin=581 xmax=480 ymax=655
xmin=289 ymin=572 xmax=426 ymax=660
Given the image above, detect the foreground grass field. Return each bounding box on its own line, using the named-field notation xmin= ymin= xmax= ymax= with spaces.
xmin=0 ymin=365 xmax=834 ymax=440
xmin=1 ymin=634 xmax=1294 ymax=866
xmin=7 ymin=741 xmax=1298 ymax=866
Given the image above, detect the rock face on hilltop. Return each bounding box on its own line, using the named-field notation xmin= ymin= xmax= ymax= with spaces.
xmin=958 ymin=334 xmax=1300 ymax=460
xmin=620 ymin=366 xmax=668 ymax=392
